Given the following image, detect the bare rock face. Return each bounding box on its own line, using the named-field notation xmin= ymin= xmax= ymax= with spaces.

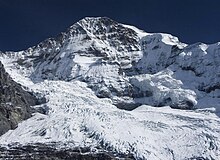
xmin=0 ymin=62 xmax=43 ymax=135
xmin=0 ymin=143 xmax=134 ymax=160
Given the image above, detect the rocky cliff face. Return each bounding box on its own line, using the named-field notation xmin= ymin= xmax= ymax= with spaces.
xmin=0 ymin=143 xmax=134 ymax=160
xmin=0 ymin=62 xmax=44 ymax=135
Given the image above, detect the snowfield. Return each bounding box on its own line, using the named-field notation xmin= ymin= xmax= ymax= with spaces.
xmin=0 ymin=17 xmax=220 ymax=159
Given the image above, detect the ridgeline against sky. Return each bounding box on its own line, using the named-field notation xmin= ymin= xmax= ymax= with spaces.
xmin=0 ymin=0 xmax=220 ymax=51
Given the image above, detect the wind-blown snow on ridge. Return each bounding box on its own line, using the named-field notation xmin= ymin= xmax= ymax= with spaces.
xmin=0 ymin=17 xmax=220 ymax=159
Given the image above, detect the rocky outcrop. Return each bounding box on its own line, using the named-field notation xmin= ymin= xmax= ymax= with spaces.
xmin=0 ymin=143 xmax=134 ymax=160
xmin=0 ymin=62 xmax=44 ymax=135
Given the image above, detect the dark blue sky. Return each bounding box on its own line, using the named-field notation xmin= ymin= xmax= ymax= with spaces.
xmin=0 ymin=0 xmax=220 ymax=51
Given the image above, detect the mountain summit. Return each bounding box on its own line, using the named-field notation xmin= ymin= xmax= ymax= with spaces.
xmin=0 ymin=17 xmax=220 ymax=159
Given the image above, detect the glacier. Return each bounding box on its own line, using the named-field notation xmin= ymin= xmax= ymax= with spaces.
xmin=0 ymin=17 xmax=220 ymax=159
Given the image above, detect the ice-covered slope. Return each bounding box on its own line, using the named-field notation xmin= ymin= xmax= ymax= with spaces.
xmin=0 ymin=17 xmax=220 ymax=159
xmin=130 ymin=69 xmax=197 ymax=109
xmin=0 ymin=71 xmax=219 ymax=159
xmin=138 ymin=35 xmax=220 ymax=111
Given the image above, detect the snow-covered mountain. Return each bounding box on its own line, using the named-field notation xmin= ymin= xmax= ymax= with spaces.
xmin=0 ymin=17 xmax=220 ymax=159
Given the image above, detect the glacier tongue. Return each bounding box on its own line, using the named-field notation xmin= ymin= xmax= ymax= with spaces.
xmin=0 ymin=17 xmax=220 ymax=159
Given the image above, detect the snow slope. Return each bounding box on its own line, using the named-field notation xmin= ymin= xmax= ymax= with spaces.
xmin=0 ymin=17 xmax=220 ymax=159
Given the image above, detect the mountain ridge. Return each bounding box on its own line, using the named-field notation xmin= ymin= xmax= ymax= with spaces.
xmin=2 ymin=17 xmax=219 ymax=111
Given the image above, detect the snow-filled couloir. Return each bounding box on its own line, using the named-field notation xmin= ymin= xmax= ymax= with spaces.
xmin=0 ymin=17 xmax=220 ymax=159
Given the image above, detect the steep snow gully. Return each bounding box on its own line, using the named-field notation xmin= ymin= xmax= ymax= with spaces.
xmin=0 ymin=17 xmax=220 ymax=159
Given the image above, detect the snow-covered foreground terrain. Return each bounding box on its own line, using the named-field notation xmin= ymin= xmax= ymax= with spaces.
xmin=0 ymin=17 xmax=220 ymax=159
